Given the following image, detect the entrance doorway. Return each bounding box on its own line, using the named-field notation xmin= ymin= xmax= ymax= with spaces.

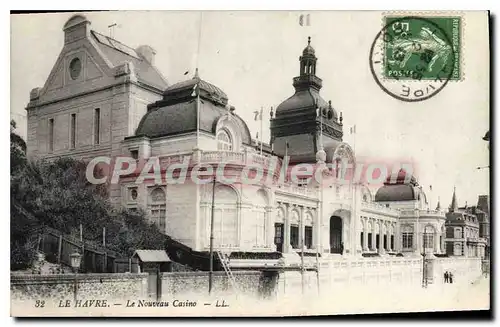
xmin=330 ymin=216 xmax=343 ymax=254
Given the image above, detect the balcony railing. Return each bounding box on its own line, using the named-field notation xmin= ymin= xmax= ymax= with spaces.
xmin=361 ymin=202 xmax=399 ymax=216
xmin=201 ymin=151 xmax=245 ymax=164
xmin=277 ymin=183 xmax=318 ymax=198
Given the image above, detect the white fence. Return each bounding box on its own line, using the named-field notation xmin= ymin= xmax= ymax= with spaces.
xmin=275 ymin=256 xmax=483 ymax=299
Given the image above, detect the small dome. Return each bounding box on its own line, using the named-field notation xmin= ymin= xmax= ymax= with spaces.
xmin=163 ymin=73 xmax=228 ymax=107
xmin=302 ymin=36 xmax=315 ymax=56
xmin=374 ymin=169 xmax=419 ymax=202
xmin=375 ymin=184 xmax=417 ymax=202
xmin=63 ymin=14 xmax=89 ymax=31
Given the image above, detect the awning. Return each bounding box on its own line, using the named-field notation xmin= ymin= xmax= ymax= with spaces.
xmin=133 ymin=250 xmax=171 ymax=263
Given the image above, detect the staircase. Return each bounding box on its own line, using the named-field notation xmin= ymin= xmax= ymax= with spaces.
xmin=216 ymin=251 xmax=239 ymax=293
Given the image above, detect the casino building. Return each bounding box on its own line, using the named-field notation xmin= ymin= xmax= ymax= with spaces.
xmin=25 ymin=15 xmax=485 ymax=273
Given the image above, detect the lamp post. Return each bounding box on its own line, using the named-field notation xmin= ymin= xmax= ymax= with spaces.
xmin=208 ymin=175 xmax=216 ymax=295
xmin=421 ymin=246 xmax=427 ymax=288
xmin=70 ymin=251 xmax=82 ymax=303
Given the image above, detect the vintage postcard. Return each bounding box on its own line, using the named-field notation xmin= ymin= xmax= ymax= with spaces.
xmin=10 ymin=10 xmax=490 ymax=317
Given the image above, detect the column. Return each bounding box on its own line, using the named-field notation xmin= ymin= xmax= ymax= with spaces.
xmin=441 ymin=229 xmax=446 ymax=254
xmin=434 ymin=231 xmax=440 ymax=254
xmin=299 ymin=206 xmax=305 ymax=250
xmin=284 ymin=204 xmax=291 ymax=253
xmin=363 ymin=218 xmax=369 ymax=252
xmin=395 ymin=222 xmax=401 ymax=253
xmin=371 ymin=219 xmax=376 ymax=251
xmin=266 ymin=206 xmax=273 ymax=249
xmin=379 ymin=222 xmax=385 ymax=254
xmin=312 ymin=209 xmax=317 ymax=250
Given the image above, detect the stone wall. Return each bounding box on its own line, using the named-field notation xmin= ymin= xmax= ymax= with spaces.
xmin=11 ymin=273 xmax=148 ymax=301
xmin=160 ymin=271 xmax=262 ymax=299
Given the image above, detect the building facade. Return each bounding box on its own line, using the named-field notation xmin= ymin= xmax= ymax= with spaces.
xmin=444 ymin=189 xmax=488 ymax=258
xmin=25 ymin=15 xmax=485 ymax=270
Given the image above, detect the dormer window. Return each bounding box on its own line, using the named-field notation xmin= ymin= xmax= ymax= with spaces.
xmin=217 ymin=129 xmax=233 ymax=151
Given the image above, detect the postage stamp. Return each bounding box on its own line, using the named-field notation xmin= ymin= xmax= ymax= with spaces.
xmin=370 ymin=14 xmax=463 ymax=102
xmin=383 ymin=16 xmax=462 ymax=81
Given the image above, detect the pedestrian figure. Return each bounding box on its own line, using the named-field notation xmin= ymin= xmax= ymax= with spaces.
xmin=340 ymin=242 xmax=344 ymax=255
xmin=449 ymin=272 xmax=454 ymax=284
xmin=444 ymin=271 xmax=449 ymax=283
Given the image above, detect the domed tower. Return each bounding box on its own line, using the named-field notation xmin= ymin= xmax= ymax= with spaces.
xmin=135 ymin=69 xmax=252 ymax=147
xmin=270 ymin=37 xmax=343 ymax=163
xmin=374 ymin=169 xmax=427 ymax=209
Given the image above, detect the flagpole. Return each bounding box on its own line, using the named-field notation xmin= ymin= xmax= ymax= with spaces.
xmin=196 ymin=85 xmax=200 ymax=148
xmin=260 ymin=107 xmax=264 ymax=156
xmin=195 ymin=11 xmax=203 ymax=149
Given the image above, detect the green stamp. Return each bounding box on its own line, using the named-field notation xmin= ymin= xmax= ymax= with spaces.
xmin=383 ymin=16 xmax=461 ymax=81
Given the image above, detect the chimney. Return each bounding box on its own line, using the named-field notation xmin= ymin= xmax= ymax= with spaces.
xmin=136 ymin=45 xmax=156 ymax=65
xmin=63 ymin=14 xmax=91 ymax=45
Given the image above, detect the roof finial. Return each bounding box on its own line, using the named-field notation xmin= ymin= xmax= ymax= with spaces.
xmin=308 ymin=36 xmax=311 ymax=45
xmin=193 ymin=68 xmax=199 ymax=79
xmin=450 ymin=186 xmax=458 ymax=212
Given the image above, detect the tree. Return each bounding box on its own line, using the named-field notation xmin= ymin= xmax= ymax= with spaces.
xmin=10 ymin=123 xmax=166 ymax=269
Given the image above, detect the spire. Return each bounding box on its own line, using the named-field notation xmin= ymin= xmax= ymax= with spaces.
xmin=308 ymin=36 xmax=311 ymax=45
xmin=450 ymin=186 xmax=458 ymax=212
xmin=435 ymin=197 xmax=441 ymax=211
xmin=193 ymin=68 xmax=199 ymax=79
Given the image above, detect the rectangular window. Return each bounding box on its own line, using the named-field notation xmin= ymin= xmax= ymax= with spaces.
xmin=368 ymin=233 xmax=372 ymax=250
xmin=390 ymin=235 xmax=394 ymax=250
xmin=305 ymin=226 xmax=313 ymax=249
xmin=150 ymin=204 xmax=166 ymax=232
xmin=70 ymin=113 xmax=76 ymax=149
xmin=383 ymin=235 xmax=388 ymax=250
xmin=454 ymin=228 xmax=462 ymax=239
xmin=94 ymin=108 xmax=100 ymax=145
xmin=423 ymin=233 xmax=434 ymax=249
xmin=375 ymin=234 xmax=380 ymax=250
xmin=360 ymin=232 xmax=364 ymax=248
xmin=402 ymin=232 xmax=413 ymax=249
xmin=274 ymin=223 xmax=284 ymax=252
xmin=290 ymin=225 xmax=299 ymax=249
xmin=48 ymin=118 xmax=54 ymax=152
xmin=130 ymin=150 xmax=139 ymax=160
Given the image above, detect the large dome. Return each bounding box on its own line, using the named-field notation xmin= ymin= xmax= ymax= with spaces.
xmin=135 ymin=72 xmax=250 ymax=141
xmin=374 ymin=169 xmax=419 ymax=202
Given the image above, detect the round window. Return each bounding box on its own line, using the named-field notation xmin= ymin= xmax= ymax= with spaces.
xmin=69 ymin=58 xmax=82 ymax=80
xmin=130 ymin=189 xmax=138 ymax=200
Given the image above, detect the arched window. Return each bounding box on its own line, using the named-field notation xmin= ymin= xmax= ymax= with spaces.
xmin=149 ymin=187 xmax=166 ymax=232
xmin=217 ymin=129 xmax=233 ymax=151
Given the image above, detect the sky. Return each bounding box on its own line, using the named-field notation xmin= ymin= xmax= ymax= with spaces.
xmin=10 ymin=11 xmax=490 ymax=208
